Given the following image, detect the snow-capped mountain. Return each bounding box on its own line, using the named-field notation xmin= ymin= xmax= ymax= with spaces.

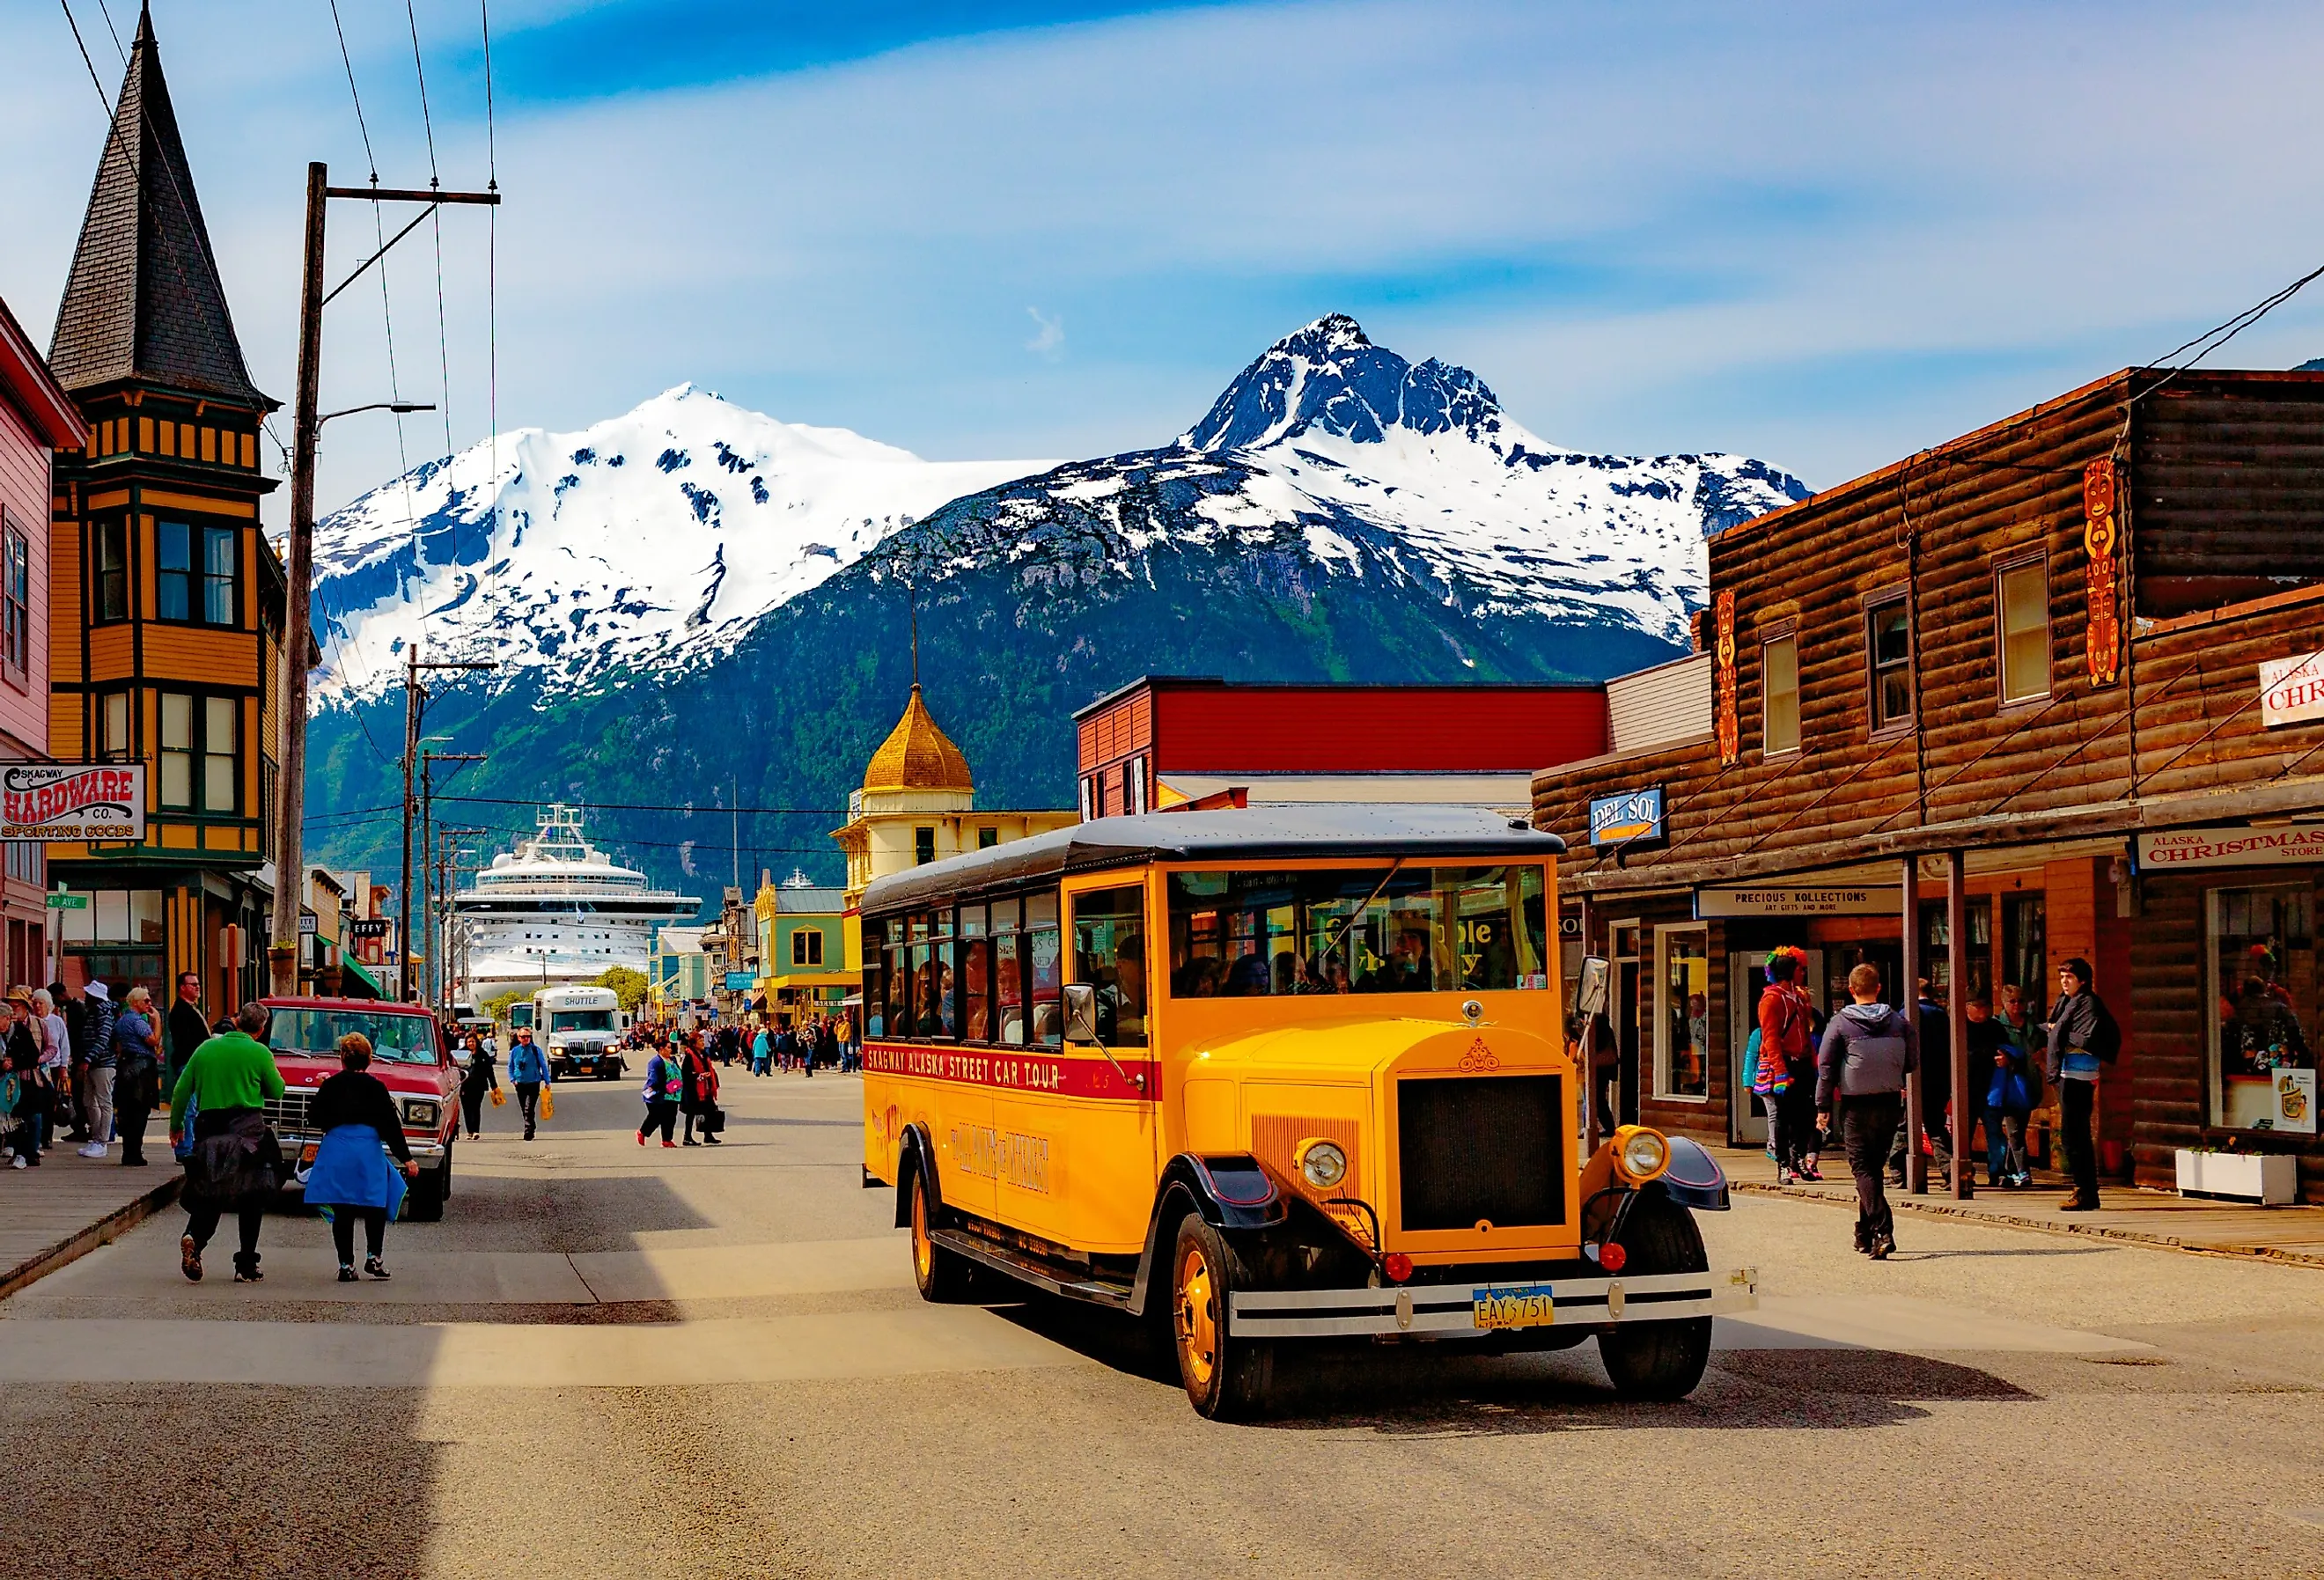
xmin=308 ymin=386 xmax=1056 ymax=701
xmin=883 ymin=313 xmax=1806 ymax=650
xmin=309 ymin=315 xmax=1806 ymax=711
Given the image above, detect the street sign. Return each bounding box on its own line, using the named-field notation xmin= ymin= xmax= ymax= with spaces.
xmin=723 ymin=971 xmax=755 ymax=990
xmin=2 ymin=763 xmax=145 ymax=841
xmin=44 ymin=892 xmax=88 ymax=910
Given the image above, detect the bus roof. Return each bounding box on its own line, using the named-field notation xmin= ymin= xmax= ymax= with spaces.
xmin=863 ymin=804 xmax=1563 ymax=915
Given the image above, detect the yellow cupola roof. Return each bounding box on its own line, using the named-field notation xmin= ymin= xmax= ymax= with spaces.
xmin=862 ymin=684 xmax=974 ymax=795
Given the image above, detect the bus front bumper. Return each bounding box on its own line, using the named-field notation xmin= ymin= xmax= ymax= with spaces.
xmin=1226 ymin=1268 xmax=1756 ymax=1339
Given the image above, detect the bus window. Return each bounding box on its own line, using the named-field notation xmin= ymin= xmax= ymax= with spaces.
xmin=1027 ymin=892 xmax=1063 ymax=1047
xmin=960 ymin=903 xmax=991 ymax=1040
xmin=864 ymin=917 xmax=894 ymax=1038
xmin=993 ymin=898 xmax=1025 ymax=1044
xmin=1071 ymin=886 xmax=1149 ymax=1047
xmin=1166 ymin=866 xmax=1549 ymax=996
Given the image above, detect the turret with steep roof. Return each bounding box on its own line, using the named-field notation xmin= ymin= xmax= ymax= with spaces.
xmin=48 ymin=4 xmax=269 ymax=408
xmin=862 ymin=684 xmax=974 ymax=796
xmin=44 ymin=2 xmax=290 ymax=1022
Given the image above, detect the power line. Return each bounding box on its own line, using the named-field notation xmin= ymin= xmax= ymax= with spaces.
xmin=440 ymin=795 xmax=851 ymax=816
xmin=2135 ymin=258 xmax=2324 ymax=408
xmin=325 ymin=0 xmax=378 ymax=180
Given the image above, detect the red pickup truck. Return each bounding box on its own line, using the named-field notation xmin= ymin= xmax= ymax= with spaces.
xmin=258 ymin=997 xmax=460 ymax=1220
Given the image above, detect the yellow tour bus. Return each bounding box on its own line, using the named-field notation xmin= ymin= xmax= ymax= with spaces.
xmin=858 ymin=803 xmax=1754 ymax=1418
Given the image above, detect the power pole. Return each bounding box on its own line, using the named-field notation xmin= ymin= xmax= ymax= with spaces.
xmin=266 ymin=161 xmax=497 ymax=997
xmin=399 ymin=646 xmax=419 ymax=1001
xmin=398 ymin=653 xmax=495 ymax=1000
xmin=421 ymin=755 xmax=484 ymax=1011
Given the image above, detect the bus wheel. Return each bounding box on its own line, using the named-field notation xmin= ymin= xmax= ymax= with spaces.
xmin=1171 ymin=1218 xmax=1272 ymax=1421
xmin=908 ymin=1167 xmax=973 ymax=1303
xmin=1597 ymin=1194 xmax=1712 ymax=1401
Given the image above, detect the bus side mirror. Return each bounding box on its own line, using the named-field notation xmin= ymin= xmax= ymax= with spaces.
xmin=1063 ymin=982 xmax=1101 ymax=1045
xmin=1574 ymin=957 xmax=1610 ymax=1021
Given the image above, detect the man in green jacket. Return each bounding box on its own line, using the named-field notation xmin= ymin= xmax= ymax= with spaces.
xmin=169 ymin=1002 xmax=285 ymax=1283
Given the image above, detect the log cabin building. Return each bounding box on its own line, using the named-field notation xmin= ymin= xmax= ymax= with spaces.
xmin=1533 ymin=367 xmax=2324 ymax=1201
xmin=41 ymin=8 xmax=298 ymax=1010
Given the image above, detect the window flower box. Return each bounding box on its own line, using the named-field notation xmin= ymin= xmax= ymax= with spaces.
xmin=2175 ymin=1148 xmax=2298 ymax=1206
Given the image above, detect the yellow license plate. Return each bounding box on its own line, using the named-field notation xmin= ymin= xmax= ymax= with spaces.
xmin=1472 ymin=1282 xmax=1555 ymax=1330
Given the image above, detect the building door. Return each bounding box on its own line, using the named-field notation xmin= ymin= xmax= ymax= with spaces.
xmin=1730 ymin=950 xmax=1825 ymax=1146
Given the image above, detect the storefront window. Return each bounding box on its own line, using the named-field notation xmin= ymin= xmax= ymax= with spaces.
xmin=2209 ymin=884 xmax=2318 ymax=1135
xmin=1655 ymin=924 xmax=1710 ymax=1099
xmin=2003 ymin=893 xmax=2046 ymax=1004
xmin=1920 ymin=898 xmax=1991 ymax=1002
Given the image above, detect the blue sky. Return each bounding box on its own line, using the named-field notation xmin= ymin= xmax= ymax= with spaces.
xmin=4 ymin=0 xmax=2323 ymax=518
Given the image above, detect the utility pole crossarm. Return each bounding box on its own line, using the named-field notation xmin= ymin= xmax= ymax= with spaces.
xmin=324 ymin=187 xmax=501 ymax=205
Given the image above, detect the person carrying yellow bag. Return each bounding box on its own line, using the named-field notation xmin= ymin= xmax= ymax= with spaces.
xmin=504 ymin=1026 xmax=553 ymax=1143
xmin=457 ymin=1033 xmax=499 ymax=1141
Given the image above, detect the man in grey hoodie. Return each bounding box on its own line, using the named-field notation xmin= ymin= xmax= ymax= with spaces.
xmin=1815 ymin=962 xmax=1916 ymax=1260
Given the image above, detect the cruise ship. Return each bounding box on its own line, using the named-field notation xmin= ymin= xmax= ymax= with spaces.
xmin=452 ymin=805 xmax=701 ymax=998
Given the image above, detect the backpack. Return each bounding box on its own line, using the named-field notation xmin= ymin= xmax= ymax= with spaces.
xmin=2089 ymin=997 xmax=2122 ymax=1064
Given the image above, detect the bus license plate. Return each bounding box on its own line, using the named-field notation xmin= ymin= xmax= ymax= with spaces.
xmin=1473 ymin=1282 xmax=1555 ymax=1330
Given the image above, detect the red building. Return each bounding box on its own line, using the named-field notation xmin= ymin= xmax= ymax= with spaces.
xmin=1073 ymin=675 xmax=1613 ymax=818
xmin=0 ymin=296 xmax=92 ymax=986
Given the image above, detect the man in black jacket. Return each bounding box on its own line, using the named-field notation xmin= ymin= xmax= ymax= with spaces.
xmin=165 ymin=973 xmax=210 ymax=1100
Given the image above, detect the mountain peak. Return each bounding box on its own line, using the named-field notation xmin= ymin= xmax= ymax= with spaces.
xmin=1180 ymin=313 xmax=1508 ymax=453
xmin=1273 ymin=312 xmax=1372 ymax=357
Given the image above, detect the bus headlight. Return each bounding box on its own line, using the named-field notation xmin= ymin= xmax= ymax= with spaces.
xmin=1296 ymin=1138 xmax=1348 ymax=1191
xmin=1613 ymin=1125 xmax=1670 ymax=1186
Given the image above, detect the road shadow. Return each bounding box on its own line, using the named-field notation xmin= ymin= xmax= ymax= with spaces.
xmin=982 ymin=1288 xmax=2038 ymax=1432
xmin=1886 ymin=1246 xmax=2114 ymax=1260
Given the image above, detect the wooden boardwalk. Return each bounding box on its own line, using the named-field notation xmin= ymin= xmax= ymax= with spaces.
xmin=0 ymin=1119 xmax=179 ymax=1301
xmin=1726 ymin=1149 xmax=2324 ymax=1267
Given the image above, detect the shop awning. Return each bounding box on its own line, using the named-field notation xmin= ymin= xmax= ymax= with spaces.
xmin=340 ymin=958 xmax=386 ymax=998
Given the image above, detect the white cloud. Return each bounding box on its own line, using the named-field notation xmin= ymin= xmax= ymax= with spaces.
xmin=1025 ymin=306 xmax=1064 ymax=356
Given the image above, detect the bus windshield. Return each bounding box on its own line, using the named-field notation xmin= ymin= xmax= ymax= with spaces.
xmin=269 ymin=1008 xmax=441 ymax=1065
xmin=1166 ymin=864 xmax=1548 ymax=998
xmin=550 ymin=1010 xmax=615 ymax=1033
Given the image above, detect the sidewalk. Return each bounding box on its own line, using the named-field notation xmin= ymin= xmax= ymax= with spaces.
xmin=0 ymin=1128 xmax=179 ymax=1302
xmin=1725 ymin=1148 xmax=2324 ymax=1268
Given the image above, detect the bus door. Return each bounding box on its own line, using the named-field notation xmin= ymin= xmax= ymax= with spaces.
xmin=1030 ymin=878 xmax=1158 ymax=1252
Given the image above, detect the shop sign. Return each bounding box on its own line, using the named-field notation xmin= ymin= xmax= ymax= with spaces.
xmin=349 ymin=919 xmax=390 ymax=940
xmin=2259 ymin=650 xmax=2324 ymax=728
xmin=2137 ymin=827 xmax=2324 ymax=871
xmin=1695 ymin=886 xmax=1900 ymax=918
xmin=1589 ymin=786 xmax=1664 ymax=848
xmin=0 ymin=763 xmax=145 ymax=841
xmin=724 ymin=971 xmax=755 ymax=990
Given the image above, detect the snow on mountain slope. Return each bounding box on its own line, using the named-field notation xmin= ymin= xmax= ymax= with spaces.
xmin=908 ymin=314 xmax=1809 ymax=646
xmin=309 ymin=386 xmax=1056 ymax=702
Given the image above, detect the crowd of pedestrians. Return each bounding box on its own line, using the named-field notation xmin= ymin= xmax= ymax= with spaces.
xmin=1742 ymin=952 xmax=2122 ymax=1258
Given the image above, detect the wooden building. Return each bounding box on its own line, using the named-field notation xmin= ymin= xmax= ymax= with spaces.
xmin=1074 ymin=675 xmax=1612 ymax=818
xmin=1533 ymin=367 xmax=2324 ymax=1200
xmin=42 ymin=8 xmax=296 ymax=1010
xmin=0 ymin=297 xmax=92 ymax=988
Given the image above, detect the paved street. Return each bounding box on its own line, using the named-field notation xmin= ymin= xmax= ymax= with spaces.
xmin=4 ymin=1072 xmax=2322 ymax=1580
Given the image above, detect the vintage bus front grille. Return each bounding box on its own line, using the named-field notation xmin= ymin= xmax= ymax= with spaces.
xmin=1397 ymin=1074 xmax=1565 ymax=1231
